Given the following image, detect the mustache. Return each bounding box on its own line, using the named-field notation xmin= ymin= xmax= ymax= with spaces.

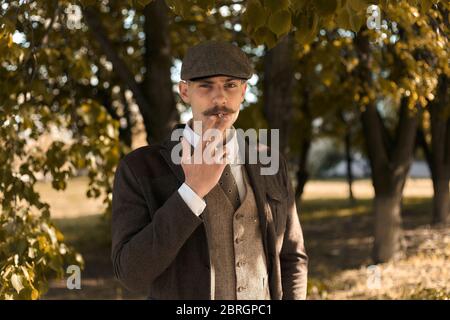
xmin=202 ymin=106 xmax=234 ymax=116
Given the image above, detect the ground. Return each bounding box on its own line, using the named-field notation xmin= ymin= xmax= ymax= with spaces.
xmin=37 ymin=177 xmax=449 ymax=300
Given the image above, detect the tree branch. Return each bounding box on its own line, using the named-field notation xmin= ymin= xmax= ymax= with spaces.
xmin=82 ymin=6 xmax=155 ymax=136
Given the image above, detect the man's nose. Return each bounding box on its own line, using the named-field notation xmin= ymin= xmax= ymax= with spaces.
xmin=212 ymin=86 xmax=227 ymax=105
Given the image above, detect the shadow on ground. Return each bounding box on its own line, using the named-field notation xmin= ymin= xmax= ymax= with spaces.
xmin=42 ymin=214 xmax=144 ymax=299
xmin=43 ymin=196 xmax=436 ymax=299
xmin=300 ymin=197 xmax=434 ymax=281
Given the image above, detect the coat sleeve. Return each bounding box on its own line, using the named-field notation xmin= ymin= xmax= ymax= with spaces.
xmin=111 ymin=158 xmax=203 ymax=294
xmin=279 ymin=156 xmax=309 ymax=300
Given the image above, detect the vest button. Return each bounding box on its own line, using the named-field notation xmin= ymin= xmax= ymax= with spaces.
xmin=235 ymin=213 xmax=243 ymax=220
xmin=235 ymin=237 xmax=242 ymax=244
xmin=236 ymin=261 xmax=245 ymax=267
xmin=237 ymin=286 xmax=246 ymax=292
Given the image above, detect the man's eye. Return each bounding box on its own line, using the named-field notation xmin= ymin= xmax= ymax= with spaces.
xmin=226 ymin=83 xmax=237 ymax=88
xmin=200 ymin=84 xmax=211 ymax=88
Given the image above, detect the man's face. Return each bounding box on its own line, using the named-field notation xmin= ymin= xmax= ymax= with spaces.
xmin=178 ymin=75 xmax=247 ymax=131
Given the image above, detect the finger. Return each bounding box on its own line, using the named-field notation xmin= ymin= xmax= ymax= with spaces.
xmin=204 ymin=132 xmax=226 ymax=162
xmin=181 ymin=137 xmax=191 ymax=165
xmin=190 ymin=117 xmax=215 ymax=154
xmin=213 ymin=146 xmax=228 ymax=164
xmin=209 ymin=115 xmax=231 ymax=152
xmin=200 ymin=116 xmax=219 ymax=150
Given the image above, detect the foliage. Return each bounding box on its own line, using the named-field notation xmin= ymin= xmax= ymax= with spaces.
xmin=406 ymin=287 xmax=450 ymax=300
xmin=148 ymin=0 xmax=445 ymax=48
xmin=287 ymin=1 xmax=448 ymax=158
xmin=0 ymin=207 xmax=84 ymax=299
xmin=1 ymin=1 xmax=121 ymax=298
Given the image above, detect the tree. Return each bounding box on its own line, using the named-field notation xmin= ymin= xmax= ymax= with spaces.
xmin=263 ymin=1 xmax=448 ymax=262
xmin=1 ymin=0 xmax=120 ymax=299
xmin=418 ymin=74 xmax=450 ymax=224
xmin=262 ymin=33 xmax=295 ymax=155
xmin=354 ymin=2 xmax=448 ymax=262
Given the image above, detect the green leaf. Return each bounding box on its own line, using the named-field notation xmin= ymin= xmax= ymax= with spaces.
xmin=335 ymin=7 xmax=352 ymax=30
xmin=290 ymin=0 xmax=307 ymax=14
xmin=252 ymin=27 xmax=277 ymax=48
xmin=264 ymin=0 xmax=289 ymax=12
xmin=294 ymin=11 xmax=319 ymax=44
xmin=314 ymin=0 xmax=338 ymax=16
xmin=347 ymin=0 xmax=368 ymax=12
xmin=348 ymin=7 xmax=365 ymax=32
xmin=268 ymin=10 xmax=292 ymax=37
xmin=246 ymin=0 xmax=267 ymax=30
xmin=196 ymin=0 xmax=215 ymax=11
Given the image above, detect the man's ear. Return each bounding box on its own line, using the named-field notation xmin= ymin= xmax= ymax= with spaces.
xmin=240 ymin=82 xmax=247 ymax=102
xmin=178 ymin=81 xmax=190 ymax=104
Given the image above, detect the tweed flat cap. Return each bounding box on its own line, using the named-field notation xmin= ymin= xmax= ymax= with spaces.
xmin=180 ymin=40 xmax=254 ymax=80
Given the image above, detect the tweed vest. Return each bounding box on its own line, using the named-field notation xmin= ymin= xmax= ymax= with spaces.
xmin=203 ymin=166 xmax=271 ymax=300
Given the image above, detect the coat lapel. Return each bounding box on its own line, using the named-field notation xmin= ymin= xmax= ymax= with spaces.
xmin=159 ymin=125 xmax=272 ymax=272
xmin=159 ymin=124 xmax=185 ymax=183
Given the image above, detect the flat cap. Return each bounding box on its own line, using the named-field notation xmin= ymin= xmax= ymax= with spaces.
xmin=180 ymin=40 xmax=254 ymax=80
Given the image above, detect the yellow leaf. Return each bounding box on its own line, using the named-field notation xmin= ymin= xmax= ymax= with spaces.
xmin=11 ymin=274 xmax=24 ymax=294
xmin=31 ymin=288 xmax=40 ymax=300
xmin=8 ymin=34 xmax=13 ymax=48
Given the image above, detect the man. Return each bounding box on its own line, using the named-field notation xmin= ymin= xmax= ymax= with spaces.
xmin=111 ymin=40 xmax=308 ymax=300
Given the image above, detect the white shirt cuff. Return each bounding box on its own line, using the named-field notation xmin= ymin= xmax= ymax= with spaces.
xmin=177 ymin=183 xmax=206 ymax=216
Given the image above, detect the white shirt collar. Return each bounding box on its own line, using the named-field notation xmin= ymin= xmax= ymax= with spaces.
xmin=183 ymin=120 xmax=241 ymax=166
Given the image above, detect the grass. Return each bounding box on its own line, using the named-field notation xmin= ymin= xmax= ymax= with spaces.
xmin=38 ymin=177 xmax=447 ymax=300
xmin=53 ymin=214 xmax=110 ymax=253
xmin=301 ymin=196 xmax=449 ymax=300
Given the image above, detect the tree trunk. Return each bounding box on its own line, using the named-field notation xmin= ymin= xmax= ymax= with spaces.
xmin=361 ymin=99 xmax=418 ymax=263
xmin=83 ymin=7 xmax=154 ymax=132
xmin=356 ymin=31 xmax=419 ymax=263
xmin=263 ymin=33 xmax=295 ymax=156
xmin=373 ymin=192 xmax=403 ymax=262
xmin=84 ymin=2 xmax=178 ymax=145
xmin=295 ymin=86 xmax=313 ymax=203
xmin=430 ymin=75 xmax=450 ymax=224
xmin=344 ymin=129 xmax=355 ymax=204
xmin=143 ymin=0 xmax=178 ymax=144
xmin=433 ymin=178 xmax=450 ymax=224
xmin=295 ymin=137 xmax=311 ymax=202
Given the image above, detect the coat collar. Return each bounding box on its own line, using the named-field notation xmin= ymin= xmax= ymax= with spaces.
xmin=159 ymin=124 xmax=267 ymax=195
xmin=159 ymin=123 xmax=272 ymax=274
